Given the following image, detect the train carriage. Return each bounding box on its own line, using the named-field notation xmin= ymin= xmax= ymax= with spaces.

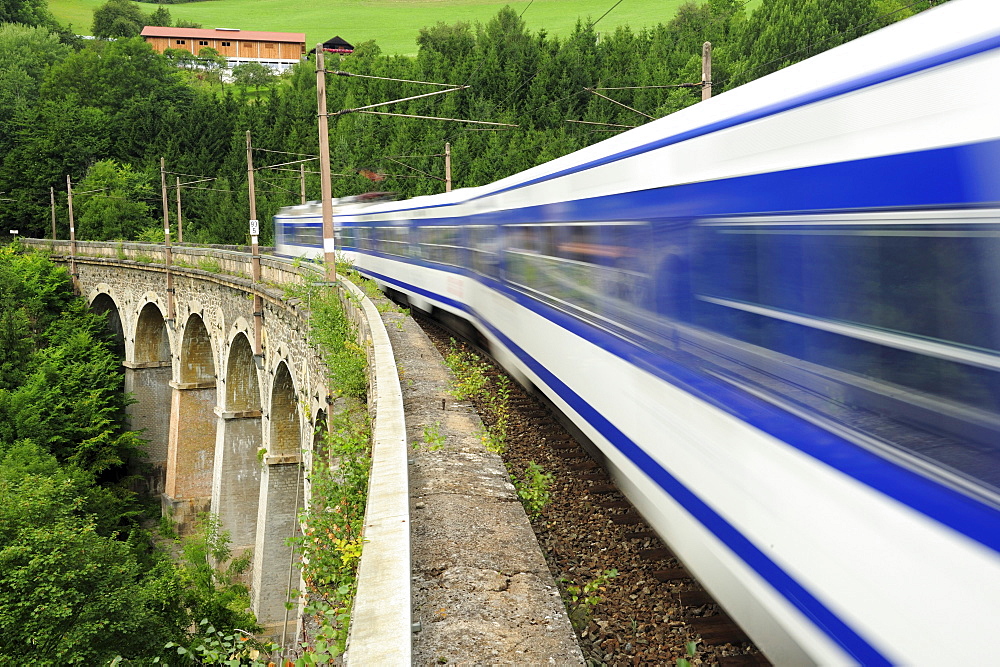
xmin=274 ymin=1 xmax=1000 ymax=662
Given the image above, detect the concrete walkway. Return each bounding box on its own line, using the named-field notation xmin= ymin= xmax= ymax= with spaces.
xmin=379 ymin=304 xmax=584 ymax=665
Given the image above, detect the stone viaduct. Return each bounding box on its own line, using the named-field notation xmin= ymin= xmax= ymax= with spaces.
xmin=23 ymin=239 xmax=337 ymax=639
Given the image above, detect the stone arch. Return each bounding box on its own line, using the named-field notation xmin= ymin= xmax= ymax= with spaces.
xmin=135 ymin=301 xmax=171 ymax=365
xmin=269 ymin=361 xmax=300 ymax=457
xmin=89 ymin=291 xmax=125 ymax=361
xmin=179 ymin=313 xmax=216 ymax=384
xmin=126 ymin=300 xmax=173 ymax=495
xmin=212 ymin=331 xmax=264 ymax=560
xmin=253 ymin=359 xmax=305 ymax=637
xmin=226 ymin=333 xmax=262 ymax=412
xmin=165 ymin=312 xmax=218 ymax=533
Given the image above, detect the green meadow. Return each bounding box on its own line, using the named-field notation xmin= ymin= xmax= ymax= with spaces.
xmin=48 ymin=0 xmax=699 ymax=56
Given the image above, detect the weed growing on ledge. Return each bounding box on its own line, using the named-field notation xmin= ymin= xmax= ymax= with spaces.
xmin=444 ymin=340 xmax=510 ymax=453
xmin=285 ymin=268 xmax=371 ymax=661
xmin=285 ymin=275 xmax=367 ymax=402
xmin=443 ymin=340 xmax=489 ymax=402
xmin=197 ymin=257 xmax=222 ymax=273
xmin=291 ymin=409 xmax=371 ymax=660
xmin=418 ymin=421 xmax=446 ymax=451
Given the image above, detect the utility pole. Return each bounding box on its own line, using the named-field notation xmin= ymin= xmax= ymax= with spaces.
xmin=50 ymin=187 xmax=56 ymax=240
xmin=66 ymin=175 xmax=76 ymax=288
xmin=247 ymin=131 xmax=263 ymax=357
xmin=176 ymin=177 xmax=183 ymax=244
xmin=160 ymin=157 xmax=174 ymax=321
xmin=445 ymin=142 xmax=452 ymax=193
xmin=300 ymin=163 xmax=307 ymax=204
xmin=702 ymin=41 xmax=713 ymax=101
xmin=316 ymin=46 xmax=336 ymax=283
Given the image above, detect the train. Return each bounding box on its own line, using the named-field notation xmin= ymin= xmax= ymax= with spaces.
xmin=275 ymin=1 xmax=1000 ymax=663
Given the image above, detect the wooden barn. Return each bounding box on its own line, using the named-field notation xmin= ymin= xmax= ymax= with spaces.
xmin=319 ymin=36 xmax=354 ymax=54
xmin=141 ymin=26 xmax=306 ymax=72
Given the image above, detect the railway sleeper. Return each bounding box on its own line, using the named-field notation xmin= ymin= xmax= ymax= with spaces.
xmin=687 ymin=615 xmax=751 ymax=646
xmin=639 ymin=547 xmax=673 ymax=561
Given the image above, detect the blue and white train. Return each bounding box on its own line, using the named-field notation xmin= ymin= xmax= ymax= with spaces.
xmin=276 ymin=1 xmax=1000 ymax=662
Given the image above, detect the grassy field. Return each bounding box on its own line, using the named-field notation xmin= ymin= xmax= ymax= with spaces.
xmin=48 ymin=0 xmax=699 ymax=56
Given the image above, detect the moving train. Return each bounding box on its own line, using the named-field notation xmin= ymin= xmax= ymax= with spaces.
xmin=275 ymin=1 xmax=1000 ymax=662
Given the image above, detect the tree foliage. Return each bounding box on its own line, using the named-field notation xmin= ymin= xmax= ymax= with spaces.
xmin=232 ymin=61 xmax=275 ymax=91
xmin=75 ymin=159 xmax=156 ymax=241
xmin=91 ymin=0 xmax=148 ymax=39
xmin=0 ymin=0 xmax=937 ymax=241
xmin=0 ymin=0 xmax=56 ymax=29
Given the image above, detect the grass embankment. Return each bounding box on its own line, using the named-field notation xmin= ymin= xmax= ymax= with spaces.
xmin=49 ymin=0 xmax=697 ymax=56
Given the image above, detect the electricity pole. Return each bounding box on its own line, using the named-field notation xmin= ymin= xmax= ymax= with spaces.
xmin=246 ymin=131 xmax=263 ymax=357
xmin=50 ymin=187 xmax=56 ymax=240
xmin=66 ymin=175 xmax=76 ymax=288
xmin=160 ymin=157 xmax=174 ymax=321
xmin=176 ymin=177 xmax=183 ymax=244
xmin=316 ymin=46 xmax=336 ymax=283
xmin=300 ymin=163 xmax=307 ymax=204
xmin=702 ymin=42 xmax=713 ymax=101
xmin=445 ymin=142 xmax=452 ymax=193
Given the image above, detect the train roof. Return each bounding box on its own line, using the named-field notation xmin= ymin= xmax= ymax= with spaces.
xmin=346 ymin=0 xmax=999 ymax=220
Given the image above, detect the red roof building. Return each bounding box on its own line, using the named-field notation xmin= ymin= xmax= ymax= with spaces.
xmin=141 ymin=26 xmax=307 ymax=72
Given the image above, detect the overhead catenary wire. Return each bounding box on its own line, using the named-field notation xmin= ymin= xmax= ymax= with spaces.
xmin=165 ymin=170 xmax=218 ymax=179
xmin=566 ymin=119 xmax=637 ymax=128
xmin=384 ymin=157 xmax=444 ymax=182
xmin=594 ymin=83 xmax=704 ymax=91
xmin=584 ymin=87 xmax=655 ymax=119
xmin=334 ymin=86 xmax=470 ymax=115
xmin=357 ymin=110 xmax=519 ymax=127
xmin=252 ymin=147 xmax=318 ymax=158
xmin=253 ymin=157 xmax=317 ymax=170
xmin=268 ymin=167 xmax=322 ymax=175
xmin=331 ymin=70 xmax=464 ymax=88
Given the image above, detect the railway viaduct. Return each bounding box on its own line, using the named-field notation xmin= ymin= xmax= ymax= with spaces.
xmin=22 ymin=239 xmax=336 ymax=638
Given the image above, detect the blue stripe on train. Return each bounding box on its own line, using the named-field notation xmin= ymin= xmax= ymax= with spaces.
xmin=337 ymin=139 xmax=1000 ymax=227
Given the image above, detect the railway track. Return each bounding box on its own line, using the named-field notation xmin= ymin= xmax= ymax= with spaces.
xmin=414 ymin=311 xmax=769 ymax=666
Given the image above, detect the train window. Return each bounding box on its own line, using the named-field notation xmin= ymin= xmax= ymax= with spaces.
xmin=468 ymin=225 xmax=498 ymax=277
xmin=504 ymin=222 xmax=651 ymax=323
xmin=693 ymin=211 xmax=1000 ymax=442
xmin=339 ymin=226 xmax=356 ymax=249
xmin=557 ymin=225 xmax=600 ymax=263
xmin=417 ymin=226 xmax=462 ymax=266
xmin=506 ymin=225 xmax=533 ymax=254
xmin=377 ymin=225 xmax=409 ymax=257
xmin=355 ymin=227 xmax=372 ymax=251
xmin=287 ymin=222 xmax=321 ymax=247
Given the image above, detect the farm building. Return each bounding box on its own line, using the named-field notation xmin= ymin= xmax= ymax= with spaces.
xmin=141 ymin=26 xmax=306 ymax=72
xmin=317 ymin=36 xmax=354 ymax=54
